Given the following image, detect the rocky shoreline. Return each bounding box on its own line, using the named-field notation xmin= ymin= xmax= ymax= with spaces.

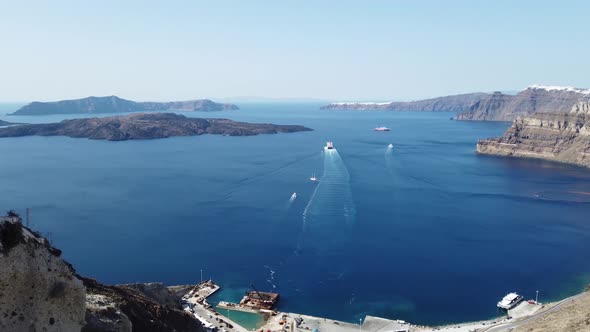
xmin=0 ymin=113 xmax=312 ymax=141
xmin=477 ymin=102 xmax=590 ymax=168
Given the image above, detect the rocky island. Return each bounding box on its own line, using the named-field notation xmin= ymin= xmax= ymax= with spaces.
xmin=0 ymin=120 xmax=18 ymax=126
xmin=10 ymin=96 xmax=239 ymax=116
xmin=477 ymin=102 xmax=590 ymax=168
xmin=0 ymin=113 xmax=312 ymax=141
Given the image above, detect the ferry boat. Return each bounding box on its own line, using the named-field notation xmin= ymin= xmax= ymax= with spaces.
xmin=325 ymin=141 xmax=334 ymax=150
xmin=374 ymin=126 xmax=390 ymax=131
xmin=309 ymin=174 xmax=318 ymax=182
xmin=497 ymin=292 xmax=524 ymax=310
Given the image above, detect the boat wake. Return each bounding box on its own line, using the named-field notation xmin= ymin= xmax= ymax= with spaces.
xmin=301 ymin=148 xmax=356 ymax=249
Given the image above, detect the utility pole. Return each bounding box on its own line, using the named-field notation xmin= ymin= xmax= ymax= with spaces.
xmin=359 ymin=318 xmax=362 ymax=332
xmin=201 ymin=269 xmax=203 ymax=284
xmin=536 ymin=290 xmax=539 ymax=304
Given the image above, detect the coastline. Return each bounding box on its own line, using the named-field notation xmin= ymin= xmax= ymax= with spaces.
xmin=181 ymin=280 xmax=589 ymax=332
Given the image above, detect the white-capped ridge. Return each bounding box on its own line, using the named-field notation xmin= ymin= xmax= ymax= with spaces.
xmin=527 ymin=85 xmax=590 ymax=95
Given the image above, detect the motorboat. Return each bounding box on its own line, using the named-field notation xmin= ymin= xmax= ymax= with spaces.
xmin=325 ymin=141 xmax=334 ymax=150
xmin=497 ymin=292 xmax=524 ymax=310
xmin=310 ymin=174 xmax=318 ymax=182
xmin=374 ymin=126 xmax=390 ymax=131
xmin=290 ymin=192 xmax=297 ymax=200
xmin=388 ymin=144 xmax=394 ymax=149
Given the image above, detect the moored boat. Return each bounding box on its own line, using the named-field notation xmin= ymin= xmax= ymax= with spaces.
xmin=374 ymin=126 xmax=390 ymax=131
xmin=497 ymin=292 xmax=524 ymax=310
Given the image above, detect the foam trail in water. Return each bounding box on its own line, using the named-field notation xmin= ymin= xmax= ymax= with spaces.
xmin=301 ymin=148 xmax=356 ymax=249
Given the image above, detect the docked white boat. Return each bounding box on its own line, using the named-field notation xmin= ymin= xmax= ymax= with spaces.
xmin=497 ymin=292 xmax=523 ymax=310
xmin=374 ymin=126 xmax=390 ymax=131
xmin=325 ymin=141 xmax=334 ymax=150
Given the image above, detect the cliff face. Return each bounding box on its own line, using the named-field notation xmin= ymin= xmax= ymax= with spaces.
xmin=82 ymin=278 xmax=203 ymax=332
xmin=455 ymin=92 xmax=513 ymax=121
xmin=477 ymin=102 xmax=590 ymax=168
xmin=0 ymin=212 xmax=204 ymax=332
xmin=0 ymin=213 xmax=86 ymax=332
xmin=321 ymin=93 xmax=488 ymax=111
xmin=457 ymin=85 xmax=590 ymax=121
xmin=0 ymin=112 xmax=312 ymax=141
xmin=10 ymin=96 xmax=239 ymax=115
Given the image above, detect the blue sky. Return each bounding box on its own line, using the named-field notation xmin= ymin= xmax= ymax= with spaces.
xmin=1 ymin=0 xmax=589 ymax=102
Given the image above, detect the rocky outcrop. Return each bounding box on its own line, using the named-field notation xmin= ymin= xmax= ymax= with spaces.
xmin=0 ymin=112 xmax=312 ymax=141
xmin=476 ymin=102 xmax=590 ymax=168
xmin=321 ymin=93 xmax=488 ymax=112
xmin=457 ymin=85 xmax=590 ymax=121
xmin=82 ymin=278 xmax=203 ymax=332
xmin=10 ymin=96 xmax=239 ymax=115
xmin=119 ymin=283 xmax=181 ymax=309
xmin=0 ymin=212 xmax=86 ymax=332
xmin=0 ymin=212 xmax=204 ymax=332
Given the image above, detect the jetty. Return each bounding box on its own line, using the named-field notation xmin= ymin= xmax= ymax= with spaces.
xmin=181 ymin=280 xmax=250 ymax=332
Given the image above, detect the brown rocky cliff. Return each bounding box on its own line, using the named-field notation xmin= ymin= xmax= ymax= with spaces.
xmin=476 ymin=102 xmax=590 ymax=167
xmin=457 ymin=86 xmax=590 ymax=121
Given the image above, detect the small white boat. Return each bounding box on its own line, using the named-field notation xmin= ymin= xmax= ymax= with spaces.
xmin=310 ymin=174 xmax=318 ymax=182
xmin=325 ymin=141 xmax=334 ymax=150
xmin=374 ymin=126 xmax=390 ymax=131
xmin=290 ymin=192 xmax=297 ymax=200
xmin=388 ymin=144 xmax=394 ymax=149
xmin=497 ymin=292 xmax=524 ymax=310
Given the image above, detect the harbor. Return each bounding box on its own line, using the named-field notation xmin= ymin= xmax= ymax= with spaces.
xmin=176 ymin=279 xmax=582 ymax=332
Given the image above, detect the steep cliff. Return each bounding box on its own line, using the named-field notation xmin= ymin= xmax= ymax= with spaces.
xmin=0 ymin=213 xmax=86 ymax=332
xmin=477 ymin=102 xmax=590 ymax=168
xmin=321 ymin=93 xmax=488 ymax=112
xmin=10 ymin=96 xmax=239 ymax=116
xmin=457 ymin=85 xmax=590 ymax=121
xmin=0 ymin=212 xmax=204 ymax=332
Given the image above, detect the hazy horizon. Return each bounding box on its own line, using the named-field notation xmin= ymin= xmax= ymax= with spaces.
xmin=1 ymin=0 xmax=589 ymax=102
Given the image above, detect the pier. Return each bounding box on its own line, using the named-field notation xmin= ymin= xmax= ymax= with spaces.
xmin=181 ymin=280 xmax=250 ymax=332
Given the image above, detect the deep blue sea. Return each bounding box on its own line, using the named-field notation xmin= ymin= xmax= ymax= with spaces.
xmin=1 ymin=102 xmax=590 ymax=325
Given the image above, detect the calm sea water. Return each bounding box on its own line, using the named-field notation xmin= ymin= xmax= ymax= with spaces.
xmin=1 ymin=103 xmax=590 ymax=325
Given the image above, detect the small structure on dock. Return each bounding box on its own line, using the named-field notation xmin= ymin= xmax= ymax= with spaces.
xmin=239 ymin=284 xmax=280 ymax=310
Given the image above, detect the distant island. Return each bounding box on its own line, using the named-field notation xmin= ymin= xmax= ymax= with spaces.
xmin=9 ymin=96 xmax=239 ymax=116
xmin=322 ymin=85 xmax=590 ymax=122
xmin=0 ymin=113 xmax=312 ymax=141
xmin=0 ymin=120 xmax=18 ymax=126
xmin=477 ymin=101 xmax=590 ymax=168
